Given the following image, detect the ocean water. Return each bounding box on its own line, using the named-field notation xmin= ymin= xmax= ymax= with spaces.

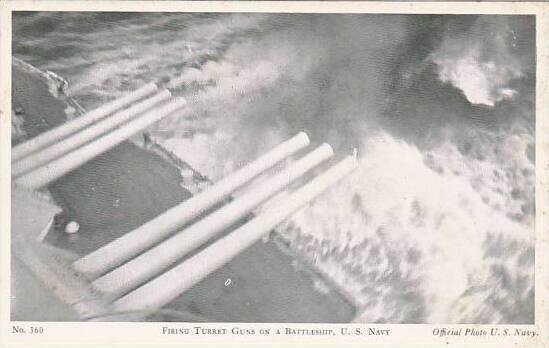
xmin=13 ymin=12 xmax=536 ymax=323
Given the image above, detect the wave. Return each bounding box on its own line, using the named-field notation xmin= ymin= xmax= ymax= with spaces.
xmin=276 ymin=129 xmax=534 ymax=323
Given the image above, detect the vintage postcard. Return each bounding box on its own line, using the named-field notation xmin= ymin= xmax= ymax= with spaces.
xmin=0 ymin=1 xmax=547 ymax=347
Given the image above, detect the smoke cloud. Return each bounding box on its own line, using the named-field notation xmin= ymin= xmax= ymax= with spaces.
xmin=430 ymin=16 xmax=533 ymax=107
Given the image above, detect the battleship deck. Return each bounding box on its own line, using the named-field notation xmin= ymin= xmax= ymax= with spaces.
xmin=11 ymin=64 xmax=356 ymax=322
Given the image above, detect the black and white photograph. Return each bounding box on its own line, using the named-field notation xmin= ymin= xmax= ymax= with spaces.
xmin=3 ymin=1 xmax=546 ymax=345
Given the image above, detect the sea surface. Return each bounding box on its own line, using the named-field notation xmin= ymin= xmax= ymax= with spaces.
xmin=13 ymin=12 xmax=536 ymax=323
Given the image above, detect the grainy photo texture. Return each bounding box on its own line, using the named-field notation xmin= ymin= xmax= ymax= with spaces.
xmin=10 ymin=12 xmax=535 ymax=325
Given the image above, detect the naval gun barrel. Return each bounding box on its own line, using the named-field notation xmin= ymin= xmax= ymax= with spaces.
xmin=113 ymin=155 xmax=358 ymax=312
xmin=72 ymin=132 xmax=310 ymax=277
xmin=91 ymin=143 xmax=333 ymax=298
xmin=12 ymin=91 xmax=170 ymax=177
xmin=12 ymin=83 xmax=158 ymax=162
xmin=15 ymin=98 xmax=187 ymax=190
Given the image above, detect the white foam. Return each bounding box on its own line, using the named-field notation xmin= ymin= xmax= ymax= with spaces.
xmin=277 ymin=131 xmax=534 ymax=323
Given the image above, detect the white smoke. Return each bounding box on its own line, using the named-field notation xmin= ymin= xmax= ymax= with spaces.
xmin=278 ymin=129 xmax=534 ymax=323
xmin=430 ymin=17 xmax=524 ymax=107
xmin=156 ymin=40 xmax=295 ymax=177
